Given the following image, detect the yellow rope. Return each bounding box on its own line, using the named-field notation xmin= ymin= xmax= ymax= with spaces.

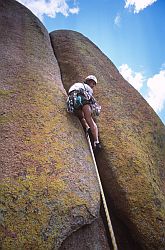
xmin=87 ymin=135 xmax=118 ymax=250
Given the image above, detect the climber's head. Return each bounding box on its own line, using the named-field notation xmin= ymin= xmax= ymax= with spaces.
xmin=85 ymin=75 xmax=97 ymax=88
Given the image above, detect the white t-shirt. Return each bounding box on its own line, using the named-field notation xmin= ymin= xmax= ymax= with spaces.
xmin=68 ymin=82 xmax=93 ymax=97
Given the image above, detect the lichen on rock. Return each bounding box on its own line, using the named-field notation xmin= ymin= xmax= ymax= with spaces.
xmin=50 ymin=29 xmax=165 ymax=250
xmin=0 ymin=1 xmax=101 ymax=249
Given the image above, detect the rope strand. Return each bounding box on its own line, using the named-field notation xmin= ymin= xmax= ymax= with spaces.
xmin=87 ymin=135 xmax=118 ymax=250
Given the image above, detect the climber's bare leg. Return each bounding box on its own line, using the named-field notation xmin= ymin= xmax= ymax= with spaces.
xmin=81 ymin=104 xmax=99 ymax=142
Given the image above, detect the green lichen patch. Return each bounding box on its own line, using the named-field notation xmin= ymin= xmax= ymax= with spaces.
xmin=0 ymin=112 xmax=12 ymax=124
xmin=0 ymin=166 xmax=92 ymax=250
xmin=0 ymin=89 xmax=14 ymax=96
xmin=0 ymin=171 xmax=65 ymax=249
xmin=50 ymin=29 xmax=165 ymax=249
xmin=0 ymin=115 xmax=9 ymax=124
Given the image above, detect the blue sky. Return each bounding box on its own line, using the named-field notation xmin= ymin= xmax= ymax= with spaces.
xmin=17 ymin=0 xmax=165 ymax=124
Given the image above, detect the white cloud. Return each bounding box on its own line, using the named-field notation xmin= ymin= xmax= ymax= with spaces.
xmin=119 ymin=64 xmax=144 ymax=91
xmin=114 ymin=13 xmax=121 ymax=27
xmin=17 ymin=0 xmax=79 ymax=21
xmin=119 ymin=63 xmax=165 ymax=115
xmin=69 ymin=7 xmax=79 ymax=14
xmin=146 ymin=70 xmax=165 ymax=112
xmin=124 ymin=0 xmax=157 ymax=13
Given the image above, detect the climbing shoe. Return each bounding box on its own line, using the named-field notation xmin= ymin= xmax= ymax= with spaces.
xmin=93 ymin=142 xmax=101 ymax=151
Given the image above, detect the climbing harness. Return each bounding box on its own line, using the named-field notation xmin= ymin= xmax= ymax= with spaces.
xmin=86 ymin=134 xmax=118 ymax=250
xmin=66 ymin=90 xmax=101 ymax=116
xmin=67 ymin=81 xmax=101 ymax=115
xmin=66 ymin=91 xmax=84 ymax=112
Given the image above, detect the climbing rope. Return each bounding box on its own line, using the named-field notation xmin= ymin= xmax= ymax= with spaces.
xmin=86 ymin=135 xmax=118 ymax=250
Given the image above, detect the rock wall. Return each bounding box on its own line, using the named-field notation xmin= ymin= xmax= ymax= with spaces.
xmin=0 ymin=1 xmax=105 ymax=249
xmin=50 ymin=30 xmax=165 ymax=250
xmin=60 ymin=216 xmax=110 ymax=250
xmin=1 ymin=1 xmax=164 ymax=249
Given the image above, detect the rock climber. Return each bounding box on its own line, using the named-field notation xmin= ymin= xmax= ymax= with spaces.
xmin=67 ymin=75 xmax=101 ymax=150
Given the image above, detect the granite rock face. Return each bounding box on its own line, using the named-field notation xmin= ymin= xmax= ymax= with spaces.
xmin=0 ymin=1 xmax=102 ymax=249
xmin=59 ymin=215 xmax=110 ymax=250
xmin=50 ymin=30 xmax=165 ymax=250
